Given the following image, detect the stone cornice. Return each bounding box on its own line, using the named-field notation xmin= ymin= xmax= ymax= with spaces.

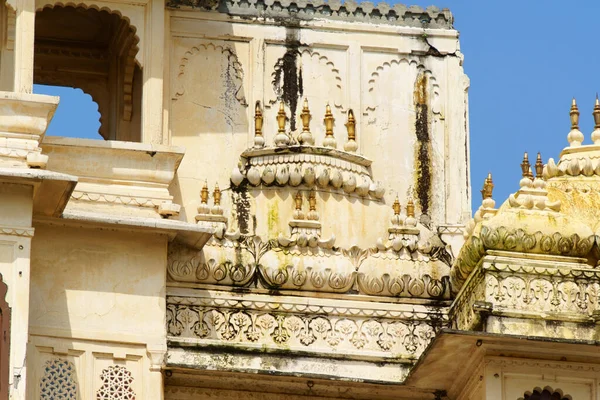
xmin=165 ymin=0 xmax=454 ymax=30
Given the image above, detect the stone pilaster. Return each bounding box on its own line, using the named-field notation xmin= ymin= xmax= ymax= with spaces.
xmin=0 ymin=91 xmax=76 ymax=399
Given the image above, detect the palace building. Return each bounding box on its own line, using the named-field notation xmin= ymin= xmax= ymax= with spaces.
xmin=0 ymin=0 xmax=598 ymax=398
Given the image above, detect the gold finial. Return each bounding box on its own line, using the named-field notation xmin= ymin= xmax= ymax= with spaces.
xmin=200 ymin=181 xmax=209 ymax=204
xmin=300 ymin=98 xmax=311 ymax=133
xmin=520 ymin=152 xmax=531 ymax=178
xmin=309 ymin=191 xmax=317 ymax=211
xmin=570 ymin=97 xmax=580 ymax=130
xmin=480 ymin=173 xmax=494 ymax=200
xmin=255 ymin=101 xmax=263 ymax=136
xmin=324 ymin=103 xmax=335 ymax=137
xmin=277 ymin=101 xmax=287 ymax=133
xmin=213 ymin=183 xmax=221 ymax=206
xmin=535 ymin=152 xmax=544 ymax=178
xmin=294 ymin=192 xmax=303 ymax=211
xmin=406 ymin=198 xmax=415 ymax=218
xmin=594 ymin=94 xmax=600 ymax=129
xmin=345 ymin=109 xmax=356 ymax=141
xmin=392 ymin=196 xmax=401 ymax=215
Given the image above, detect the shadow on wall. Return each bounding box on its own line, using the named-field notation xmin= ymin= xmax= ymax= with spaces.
xmin=33 ymin=84 xmax=103 ymax=139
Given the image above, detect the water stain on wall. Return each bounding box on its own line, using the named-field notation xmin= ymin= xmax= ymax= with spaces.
xmin=271 ymin=27 xmax=304 ymax=131
xmin=414 ymin=72 xmax=432 ymax=217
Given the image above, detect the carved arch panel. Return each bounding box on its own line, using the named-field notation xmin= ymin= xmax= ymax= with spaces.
xmin=361 ymin=55 xmax=443 ymax=222
xmin=172 ymin=42 xmax=248 ymax=136
xmin=34 ymin=4 xmax=141 ymax=140
xmin=519 ymin=387 xmax=571 ymax=400
xmin=264 ymin=45 xmax=347 ymax=137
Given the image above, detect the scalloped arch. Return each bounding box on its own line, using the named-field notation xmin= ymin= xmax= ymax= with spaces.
xmin=174 ymin=43 xmax=246 ymax=106
xmin=35 ymin=1 xmax=143 ymax=65
xmin=267 ymin=48 xmax=345 ymax=110
xmin=35 ymin=84 xmax=104 ymax=138
xmin=519 ymin=386 xmax=572 ymax=400
xmin=367 ymin=58 xmax=418 ymax=93
xmin=365 ymin=58 xmax=440 ymax=115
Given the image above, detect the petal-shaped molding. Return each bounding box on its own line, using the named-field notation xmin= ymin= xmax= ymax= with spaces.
xmin=258 ymin=248 xmax=355 ymax=293
xmin=231 ymin=146 xmax=384 ymax=200
xmin=450 ymin=209 xmax=595 ymax=294
xmin=358 ymin=255 xmax=450 ymax=299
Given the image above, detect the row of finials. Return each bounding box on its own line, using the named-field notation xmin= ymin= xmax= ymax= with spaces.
xmin=253 ymin=99 xmax=359 ymax=152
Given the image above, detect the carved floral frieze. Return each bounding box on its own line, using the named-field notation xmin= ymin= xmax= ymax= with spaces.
xmin=451 ymin=256 xmax=600 ymax=333
xmin=166 ymin=294 xmax=446 ymax=359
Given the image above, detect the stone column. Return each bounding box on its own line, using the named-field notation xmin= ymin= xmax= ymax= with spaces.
xmin=12 ymin=0 xmax=34 ymax=93
xmin=0 ymin=91 xmax=76 ymax=399
xmin=141 ymin=0 xmax=165 ymax=144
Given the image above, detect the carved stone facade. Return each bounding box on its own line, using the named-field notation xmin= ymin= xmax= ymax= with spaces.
xmin=0 ymin=0 xmax=598 ymax=399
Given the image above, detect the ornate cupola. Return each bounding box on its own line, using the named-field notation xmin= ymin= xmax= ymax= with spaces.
xmin=451 ymin=98 xmax=600 ymax=340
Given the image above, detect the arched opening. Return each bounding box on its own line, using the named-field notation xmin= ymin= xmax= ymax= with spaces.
xmin=520 ymin=387 xmax=572 ymax=400
xmin=34 ymin=5 xmax=142 ymax=141
xmin=34 ymin=84 xmax=102 ymax=139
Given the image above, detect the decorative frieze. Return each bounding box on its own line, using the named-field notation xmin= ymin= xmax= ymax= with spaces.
xmin=167 ymin=291 xmax=448 ymax=360
xmin=451 ymin=253 xmax=600 ymax=334
xmin=165 ymin=0 xmax=454 ymax=30
xmin=168 ymin=232 xmax=452 ymax=299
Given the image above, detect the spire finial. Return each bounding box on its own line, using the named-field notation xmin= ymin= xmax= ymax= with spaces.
xmin=481 ymin=173 xmax=494 ymax=200
xmin=201 ymin=181 xmax=209 ymax=204
xmin=253 ymin=101 xmax=265 ymax=148
xmin=309 ymin=190 xmax=317 ymax=211
xmin=568 ymin=97 xmax=585 ymax=146
xmin=213 ymin=183 xmax=221 ymax=206
xmin=255 ymin=101 xmax=263 ymax=136
xmin=277 ymin=101 xmax=287 ymax=133
xmin=592 ymin=95 xmax=600 ymax=145
xmin=392 ymin=196 xmax=401 ymax=215
xmin=322 ymin=103 xmax=337 ymax=148
xmin=535 ymin=152 xmax=544 ymax=178
xmin=294 ymin=191 xmax=303 ymax=211
xmin=406 ymin=198 xmax=415 ymax=218
xmin=301 ymin=98 xmax=311 ymax=133
xmin=343 ymin=109 xmax=358 ymax=152
xmin=594 ymin=95 xmax=600 ymax=129
xmin=570 ymin=97 xmax=580 ymax=130
xmin=520 ymin=152 xmax=531 ymax=178
xmin=274 ymin=101 xmax=291 ymax=147
xmin=298 ymin=98 xmax=315 ymax=145
xmin=345 ymin=109 xmax=356 ymax=141
xmin=324 ymin=103 xmax=334 ymax=137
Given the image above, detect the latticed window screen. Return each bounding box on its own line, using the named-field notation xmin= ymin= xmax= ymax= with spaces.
xmin=96 ymin=365 xmax=136 ymax=400
xmin=39 ymin=358 xmax=79 ymax=400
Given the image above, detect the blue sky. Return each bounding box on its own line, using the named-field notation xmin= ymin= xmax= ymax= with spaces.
xmin=34 ymin=1 xmax=600 ymax=212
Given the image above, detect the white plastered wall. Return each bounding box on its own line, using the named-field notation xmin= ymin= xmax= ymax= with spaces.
xmin=28 ymin=224 xmax=167 ymax=399
xmin=166 ymin=11 xmax=471 ymax=250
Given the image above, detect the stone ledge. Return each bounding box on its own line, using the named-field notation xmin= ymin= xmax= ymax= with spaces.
xmin=166 ymin=0 xmax=454 ymax=30
xmin=167 ymin=346 xmax=410 ymax=384
xmin=38 ymin=210 xmax=214 ymax=249
xmin=0 ymin=167 xmax=77 ymax=217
